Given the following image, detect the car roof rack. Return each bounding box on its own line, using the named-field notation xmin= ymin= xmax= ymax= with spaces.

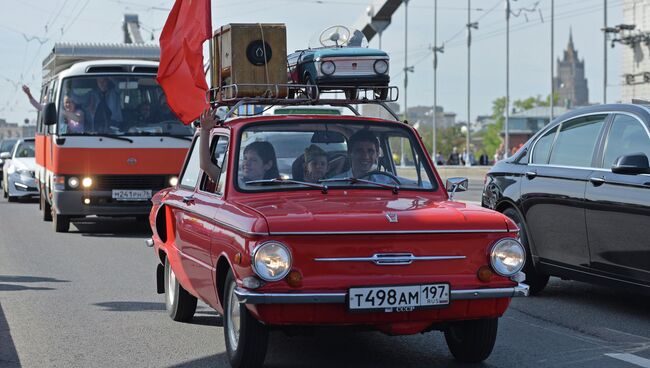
xmin=208 ymin=84 xmax=402 ymax=122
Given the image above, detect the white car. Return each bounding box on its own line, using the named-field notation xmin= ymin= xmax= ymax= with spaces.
xmin=2 ymin=138 xmax=38 ymax=201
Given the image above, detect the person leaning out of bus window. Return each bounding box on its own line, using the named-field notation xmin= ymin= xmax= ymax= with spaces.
xmin=60 ymin=95 xmax=85 ymax=134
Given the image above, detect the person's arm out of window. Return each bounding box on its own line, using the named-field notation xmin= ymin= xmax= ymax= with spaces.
xmin=199 ymin=108 xmax=222 ymax=182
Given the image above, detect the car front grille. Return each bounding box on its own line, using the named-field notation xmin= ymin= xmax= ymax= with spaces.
xmin=92 ymin=175 xmax=168 ymax=191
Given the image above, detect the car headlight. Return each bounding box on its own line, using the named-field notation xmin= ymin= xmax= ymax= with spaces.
xmin=252 ymin=241 xmax=292 ymax=282
xmin=489 ymin=238 xmax=525 ymax=277
xmin=169 ymin=176 xmax=179 ymax=186
xmin=374 ymin=59 xmax=389 ymax=74
xmin=82 ymin=177 xmax=92 ymax=188
xmin=68 ymin=176 xmax=80 ymax=188
xmin=320 ymin=61 xmax=336 ymax=75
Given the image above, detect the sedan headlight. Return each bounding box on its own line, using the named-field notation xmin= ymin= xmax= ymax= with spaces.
xmin=374 ymin=59 xmax=389 ymax=74
xmin=489 ymin=238 xmax=525 ymax=277
xmin=320 ymin=61 xmax=336 ymax=76
xmin=252 ymin=241 xmax=292 ymax=282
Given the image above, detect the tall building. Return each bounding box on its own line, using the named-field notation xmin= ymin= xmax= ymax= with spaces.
xmin=554 ymin=30 xmax=589 ymax=107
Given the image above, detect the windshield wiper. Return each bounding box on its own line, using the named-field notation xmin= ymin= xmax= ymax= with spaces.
xmin=129 ymin=132 xmax=193 ymax=141
xmin=245 ymin=178 xmax=328 ymax=193
xmin=160 ymin=134 xmax=192 ymax=141
xmin=319 ymin=177 xmax=399 ymax=194
xmin=64 ymin=133 xmax=133 ymax=143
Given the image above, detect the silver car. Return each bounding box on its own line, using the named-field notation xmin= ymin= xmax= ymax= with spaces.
xmin=2 ymin=138 xmax=38 ymax=201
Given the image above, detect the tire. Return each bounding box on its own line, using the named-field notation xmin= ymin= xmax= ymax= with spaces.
xmin=502 ymin=207 xmax=549 ymax=295
xmin=53 ymin=213 xmax=70 ymax=233
xmin=304 ymin=74 xmax=318 ymax=100
xmin=444 ymin=318 xmax=498 ymax=363
xmin=164 ymin=257 xmax=197 ymax=322
xmin=7 ymin=195 xmax=17 ymax=202
xmin=224 ymin=270 xmax=268 ymax=368
xmin=41 ymin=193 xmax=52 ymax=222
xmin=374 ymin=87 xmax=389 ymax=100
xmin=344 ymin=88 xmax=358 ymax=100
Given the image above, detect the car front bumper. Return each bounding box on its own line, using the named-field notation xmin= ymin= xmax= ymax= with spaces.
xmin=52 ymin=190 xmax=152 ymax=216
xmin=235 ymin=283 xmax=529 ymax=304
xmin=7 ymin=174 xmax=39 ymax=198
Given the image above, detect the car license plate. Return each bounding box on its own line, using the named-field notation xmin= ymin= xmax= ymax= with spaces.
xmin=349 ymin=283 xmax=450 ymax=311
xmin=111 ymin=189 xmax=152 ymax=201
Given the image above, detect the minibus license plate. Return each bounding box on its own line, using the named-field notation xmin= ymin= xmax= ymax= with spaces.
xmin=112 ymin=189 xmax=152 ymax=201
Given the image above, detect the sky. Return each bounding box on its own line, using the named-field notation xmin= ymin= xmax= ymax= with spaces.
xmin=0 ymin=0 xmax=623 ymax=125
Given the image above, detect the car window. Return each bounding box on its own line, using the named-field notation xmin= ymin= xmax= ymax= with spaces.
xmin=200 ymin=135 xmax=230 ymax=195
xmin=237 ymin=122 xmax=436 ymax=191
xmin=548 ymin=114 xmax=606 ymax=168
xmin=602 ymin=114 xmax=650 ymax=168
xmin=532 ymin=126 xmax=558 ymax=164
xmin=14 ymin=141 xmax=35 ymax=158
xmin=179 ymin=137 xmax=201 ymax=188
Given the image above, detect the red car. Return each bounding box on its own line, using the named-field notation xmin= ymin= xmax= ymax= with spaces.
xmin=149 ymin=111 xmax=529 ymax=367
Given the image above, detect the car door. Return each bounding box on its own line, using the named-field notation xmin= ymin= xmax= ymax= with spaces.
xmin=193 ymin=133 xmax=230 ymax=305
xmin=585 ymin=113 xmax=650 ymax=284
xmin=168 ymin=135 xmax=217 ymax=299
xmin=520 ymin=114 xmax=607 ymax=271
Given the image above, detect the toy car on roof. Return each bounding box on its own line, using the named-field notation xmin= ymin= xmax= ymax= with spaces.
xmin=149 ymin=96 xmax=529 ymax=367
xmin=287 ymin=26 xmax=390 ymax=100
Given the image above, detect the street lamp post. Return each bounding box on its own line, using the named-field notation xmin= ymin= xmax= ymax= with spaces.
xmin=432 ymin=0 xmax=444 ymax=162
xmin=604 ymin=0 xmax=607 ymax=103
xmin=550 ymin=0 xmax=554 ymax=121
xmin=505 ymin=0 xmax=510 ymax=158
xmin=466 ymin=0 xmax=478 ymax=167
xmin=402 ymin=0 xmax=413 ymax=167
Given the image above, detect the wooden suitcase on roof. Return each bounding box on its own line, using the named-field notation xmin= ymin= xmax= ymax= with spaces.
xmin=212 ymin=23 xmax=287 ymax=98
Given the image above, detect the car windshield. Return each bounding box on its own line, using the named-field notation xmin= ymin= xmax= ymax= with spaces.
xmin=308 ymin=26 xmax=369 ymax=49
xmin=14 ymin=140 xmax=35 ymax=158
xmin=57 ymin=76 xmax=194 ymax=137
xmin=237 ymin=121 xmax=437 ymax=192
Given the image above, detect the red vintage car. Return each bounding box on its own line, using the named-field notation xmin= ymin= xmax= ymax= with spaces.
xmin=148 ymin=107 xmax=529 ymax=367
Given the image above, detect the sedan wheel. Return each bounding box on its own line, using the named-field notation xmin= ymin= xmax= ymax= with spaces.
xmin=164 ymin=257 xmax=197 ymax=322
xmin=503 ymin=207 xmax=549 ymax=295
xmin=223 ymin=270 xmax=268 ymax=368
xmin=444 ymin=318 xmax=498 ymax=363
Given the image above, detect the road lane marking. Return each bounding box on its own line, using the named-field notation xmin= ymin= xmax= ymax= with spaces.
xmin=606 ymin=353 xmax=650 ymax=368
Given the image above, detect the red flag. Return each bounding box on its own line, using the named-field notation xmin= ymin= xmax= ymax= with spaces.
xmin=157 ymin=0 xmax=212 ymax=124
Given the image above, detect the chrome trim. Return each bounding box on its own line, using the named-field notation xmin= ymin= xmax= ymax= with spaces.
xmin=233 ymin=283 xmax=529 ymax=304
xmin=314 ymin=253 xmax=466 ymax=265
xmin=270 ymin=229 xmax=514 ymax=235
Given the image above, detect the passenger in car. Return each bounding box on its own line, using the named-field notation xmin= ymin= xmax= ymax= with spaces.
xmin=303 ymin=144 xmax=328 ymax=183
xmin=199 ymin=107 xmax=222 ymax=183
xmin=241 ymin=141 xmax=279 ymax=183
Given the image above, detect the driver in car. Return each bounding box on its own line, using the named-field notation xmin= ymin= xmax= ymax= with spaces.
xmin=336 ymin=129 xmax=395 ymax=184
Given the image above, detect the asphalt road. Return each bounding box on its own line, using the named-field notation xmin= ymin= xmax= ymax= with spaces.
xmin=1 ymin=195 xmax=650 ymax=368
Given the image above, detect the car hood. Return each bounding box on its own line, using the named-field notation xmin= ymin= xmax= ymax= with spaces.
xmin=11 ymin=158 xmax=36 ymax=171
xmin=234 ymin=193 xmax=511 ymax=234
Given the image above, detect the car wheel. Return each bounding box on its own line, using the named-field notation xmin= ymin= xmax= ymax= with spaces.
xmin=305 ymin=74 xmax=318 ymax=100
xmin=344 ymin=88 xmax=358 ymax=100
xmin=502 ymin=207 xmax=549 ymax=295
xmin=444 ymin=318 xmax=498 ymax=363
xmin=41 ymin=194 xmax=52 ymax=222
xmin=53 ymin=213 xmax=70 ymax=233
xmin=374 ymin=86 xmax=389 ymax=100
xmin=224 ymin=270 xmax=268 ymax=368
xmin=164 ymin=257 xmax=197 ymax=322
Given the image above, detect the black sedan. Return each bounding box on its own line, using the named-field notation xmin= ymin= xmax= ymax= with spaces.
xmin=482 ymin=104 xmax=650 ymax=295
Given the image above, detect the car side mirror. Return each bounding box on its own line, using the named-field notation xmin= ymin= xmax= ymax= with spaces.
xmin=43 ymin=102 xmax=57 ymax=126
xmin=0 ymin=152 xmax=11 ymax=160
xmin=446 ymin=177 xmax=468 ymax=201
xmin=611 ymin=153 xmax=650 ymax=175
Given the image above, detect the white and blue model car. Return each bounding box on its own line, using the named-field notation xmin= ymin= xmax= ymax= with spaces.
xmin=287 ymin=26 xmax=390 ymax=100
